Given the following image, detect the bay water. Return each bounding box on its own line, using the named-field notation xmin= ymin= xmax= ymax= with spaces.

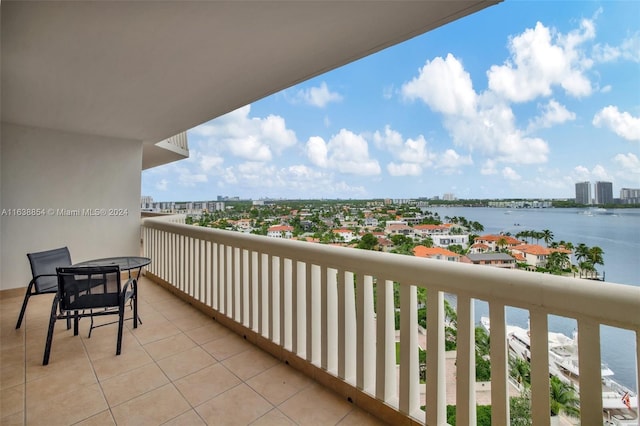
xmin=422 ymin=206 xmax=640 ymax=391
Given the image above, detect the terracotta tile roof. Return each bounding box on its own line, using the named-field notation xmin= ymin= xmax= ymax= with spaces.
xmin=268 ymin=225 xmax=293 ymax=232
xmin=511 ymin=244 xmax=551 ymax=255
xmin=477 ymin=234 xmax=522 ymax=245
xmin=413 ymin=245 xmax=460 ymax=258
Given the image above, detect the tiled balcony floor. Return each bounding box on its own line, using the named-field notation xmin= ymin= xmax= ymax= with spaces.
xmin=1 ymin=277 xmax=386 ymax=425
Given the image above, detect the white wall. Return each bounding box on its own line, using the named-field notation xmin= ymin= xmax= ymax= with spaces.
xmin=1 ymin=123 xmax=142 ymax=290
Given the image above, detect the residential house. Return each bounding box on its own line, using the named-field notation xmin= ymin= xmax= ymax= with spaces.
xmin=413 ymin=245 xmax=461 ymax=262
xmin=475 ymin=234 xmax=523 ymax=251
xmin=332 ymin=228 xmax=356 ymax=243
xmin=463 ymin=253 xmax=516 ymax=269
xmin=510 ymin=244 xmax=551 ymax=268
xmin=267 ymin=225 xmax=294 ymax=239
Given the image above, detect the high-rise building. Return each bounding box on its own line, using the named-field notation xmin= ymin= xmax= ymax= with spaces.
xmin=594 ymin=181 xmax=613 ymax=205
xmin=620 ymin=188 xmax=640 ymax=204
xmin=575 ymin=181 xmax=591 ymax=205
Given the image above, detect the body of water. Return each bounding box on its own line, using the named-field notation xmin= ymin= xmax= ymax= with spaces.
xmin=422 ymin=206 xmax=640 ymax=391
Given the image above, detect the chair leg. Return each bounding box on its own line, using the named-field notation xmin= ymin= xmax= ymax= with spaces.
xmin=116 ymin=310 xmax=124 ymax=356
xmin=42 ymin=296 xmax=59 ymax=366
xmin=15 ymin=284 xmax=34 ymax=329
xmin=133 ymin=284 xmax=139 ymax=329
xmin=73 ymin=311 xmax=79 ymax=336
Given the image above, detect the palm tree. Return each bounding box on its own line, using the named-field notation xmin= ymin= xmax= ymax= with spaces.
xmin=509 ymin=356 xmax=531 ymax=388
xmin=496 ymin=236 xmax=508 ymax=252
xmin=575 ymin=243 xmax=589 ymax=264
xmin=541 ymin=229 xmax=554 ymax=246
xmin=549 ymin=376 xmax=580 ymax=417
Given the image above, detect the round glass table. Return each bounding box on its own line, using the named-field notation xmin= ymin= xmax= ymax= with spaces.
xmin=73 ymin=256 xmax=151 ymax=277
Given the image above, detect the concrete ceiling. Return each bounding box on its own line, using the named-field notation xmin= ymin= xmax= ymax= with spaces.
xmin=2 ymin=1 xmax=500 ymax=145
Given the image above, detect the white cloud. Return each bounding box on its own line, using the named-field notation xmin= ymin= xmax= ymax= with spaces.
xmin=191 ymin=105 xmax=297 ymax=161
xmin=436 ymin=149 xmax=473 ymax=174
xmin=528 ymin=99 xmax=576 ymax=131
xmin=612 ymin=153 xmax=640 ymax=185
xmin=487 ymin=20 xmax=594 ymax=102
xmin=613 ymin=152 xmax=640 ymax=170
xmin=374 ymin=126 xmax=433 ymax=165
xmin=306 ymin=136 xmax=329 ymax=168
xmin=156 ymin=179 xmax=168 ymax=191
xmin=593 ymin=32 xmax=640 ymax=63
xmin=502 ymin=167 xmax=521 ymax=181
xmin=481 ymin=159 xmax=498 ymax=175
xmin=387 ymin=162 xmax=422 ymax=176
xmin=593 ymin=106 xmax=640 ymax=141
xmin=401 ymin=54 xmax=477 ymax=117
xmin=401 ymin=55 xmax=550 ymax=166
xmin=591 ymin=164 xmax=611 ymax=180
xmin=305 ymin=129 xmax=381 ymax=176
xmin=294 ymin=82 xmax=343 ymax=108
xmin=572 ymin=165 xmax=591 ymax=181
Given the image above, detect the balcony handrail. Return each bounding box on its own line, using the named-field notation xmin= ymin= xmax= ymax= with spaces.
xmin=141 ymin=216 xmax=639 ymax=329
xmin=141 ymin=214 xmax=640 ymax=425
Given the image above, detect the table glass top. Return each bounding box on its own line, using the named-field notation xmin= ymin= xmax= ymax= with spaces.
xmin=73 ymin=256 xmax=151 ymax=270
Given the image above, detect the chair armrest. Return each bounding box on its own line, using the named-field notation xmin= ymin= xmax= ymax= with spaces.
xmin=121 ymin=278 xmax=137 ymax=302
xmin=30 ymin=273 xmax=58 ymax=284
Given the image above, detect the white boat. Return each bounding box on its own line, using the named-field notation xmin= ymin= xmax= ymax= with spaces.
xmin=480 ymin=317 xmax=638 ymax=416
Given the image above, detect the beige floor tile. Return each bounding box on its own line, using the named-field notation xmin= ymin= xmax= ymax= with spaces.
xmin=337 ymin=408 xmax=388 ymax=425
xmin=246 ymin=363 xmax=313 ymax=406
xmin=1 ymin=361 xmax=25 ymax=390
xmin=161 ymin=409 xmax=207 ymax=426
xmin=195 ymin=383 xmax=273 ymax=426
xmin=157 ymin=345 xmax=217 ymax=381
xmin=174 ymin=363 xmax=241 ymax=407
xmin=0 ymin=411 xmax=23 ymax=426
xmin=26 ymin=359 xmax=96 ymax=399
xmin=100 ymin=362 xmax=170 ymax=407
xmin=26 ymin=383 xmax=108 ymax=426
xmin=90 ymin=344 xmax=154 ymax=381
xmin=74 ymin=409 xmax=116 ymax=426
xmin=250 ymin=408 xmax=297 ymax=426
xmin=183 ymin=321 xmax=231 ymax=345
xmin=201 ymin=333 xmax=253 ymax=361
xmin=279 ymin=384 xmax=353 ymax=426
xmin=111 ymin=383 xmax=190 ymax=426
xmin=143 ymin=332 xmax=197 ymax=361
xmin=129 ymin=319 xmax=182 ymax=346
xmin=1 ymin=384 xmax=24 ymax=419
xmin=171 ymin=312 xmax=215 ymax=332
xmin=222 ymin=347 xmax=280 ymax=381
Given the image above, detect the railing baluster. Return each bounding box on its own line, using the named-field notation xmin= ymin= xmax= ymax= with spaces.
xmin=326 ymin=267 xmax=338 ymax=374
xmin=426 ymin=289 xmax=445 ymax=424
xmin=344 ymin=271 xmax=356 ymax=384
xmin=578 ymin=319 xmax=603 ymax=424
xmin=399 ymin=283 xmax=419 ymax=416
xmin=291 ymin=260 xmax=300 ymax=354
xmin=321 ymin=266 xmax=329 ymax=370
xmin=283 ymin=258 xmax=292 ymax=350
xmin=357 ymin=274 xmax=375 ymax=394
xmin=529 ymin=310 xmax=550 ymax=425
xmin=277 ymin=256 xmax=285 ymax=346
xmin=489 ymin=303 xmax=509 ymax=425
xmin=456 ymin=294 xmax=476 ymax=425
xmin=376 ymin=278 xmax=397 ymax=406
xmin=305 ymin=262 xmax=313 ymax=362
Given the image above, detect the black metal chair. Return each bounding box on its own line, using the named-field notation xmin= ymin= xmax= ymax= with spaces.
xmin=42 ymin=265 xmax=138 ymax=365
xmin=16 ymin=247 xmax=72 ymax=329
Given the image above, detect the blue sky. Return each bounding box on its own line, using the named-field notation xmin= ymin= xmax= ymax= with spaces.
xmin=142 ymin=1 xmax=640 ymax=202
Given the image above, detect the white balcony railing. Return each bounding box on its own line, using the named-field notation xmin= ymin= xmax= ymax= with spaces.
xmin=141 ymin=215 xmax=640 ymax=425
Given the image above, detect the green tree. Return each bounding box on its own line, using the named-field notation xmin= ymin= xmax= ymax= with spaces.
xmin=541 ymin=229 xmax=554 ymax=246
xmin=549 ymin=376 xmax=580 ymax=417
xmin=357 ymin=233 xmax=378 ymax=250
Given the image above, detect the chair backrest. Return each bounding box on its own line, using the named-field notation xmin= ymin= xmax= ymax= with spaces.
xmin=27 ymin=247 xmax=72 ymax=293
xmin=56 ymin=266 xmax=121 ymax=312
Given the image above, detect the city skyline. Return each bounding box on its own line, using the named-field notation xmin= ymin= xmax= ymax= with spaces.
xmin=142 ymin=1 xmax=640 ymax=202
